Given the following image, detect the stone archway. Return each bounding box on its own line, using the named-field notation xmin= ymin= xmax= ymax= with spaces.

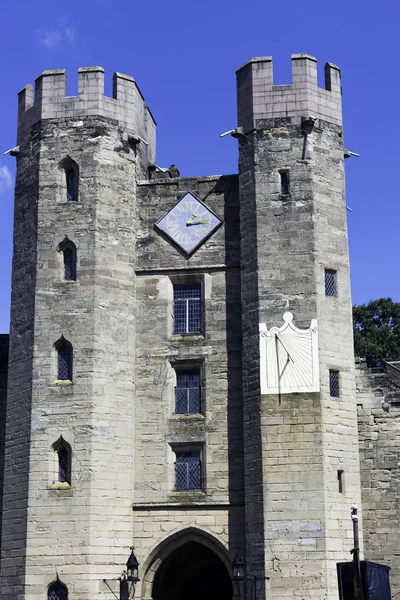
xmin=141 ymin=528 xmax=235 ymax=600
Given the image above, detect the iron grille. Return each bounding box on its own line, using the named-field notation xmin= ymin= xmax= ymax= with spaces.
xmin=173 ymin=284 xmax=202 ymax=334
xmin=175 ymin=370 xmax=201 ymax=414
xmin=175 ymin=451 xmax=201 ymax=490
xmin=58 ymin=447 xmax=69 ymax=484
xmin=325 ymin=269 xmax=336 ymax=297
xmin=58 ymin=344 xmax=72 ymax=380
xmin=329 ymin=370 xmax=340 ymax=398
xmin=64 ymin=248 xmax=76 ymax=281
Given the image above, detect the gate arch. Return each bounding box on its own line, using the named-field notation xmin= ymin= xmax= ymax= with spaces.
xmin=141 ymin=527 xmax=236 ymax=600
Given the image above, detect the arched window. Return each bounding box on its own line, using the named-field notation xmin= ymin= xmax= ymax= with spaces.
xmin=57 ymin=238 xmax=77 ymax=281
xmin=48 ymin=579 xmax=68 ymax=600
xmin=60 ymin=156 xmax=79 ymax=202
xmin=52 ymin=437 xmax=72 ymax=485
xmin=56 ymin=337 xmax=73 ymax=381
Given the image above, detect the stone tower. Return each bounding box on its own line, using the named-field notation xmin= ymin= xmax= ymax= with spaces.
xmin=0 ymin=67 xmax=155 ymax=598
xmin=0 ymin=55 xmax=364 ymax=600
xmin=237 ymin=54 xmax=362 ymax=599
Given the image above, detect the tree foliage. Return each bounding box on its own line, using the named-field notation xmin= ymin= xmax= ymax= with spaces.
xmin=353 ymin=298 xmax=400 ymax=367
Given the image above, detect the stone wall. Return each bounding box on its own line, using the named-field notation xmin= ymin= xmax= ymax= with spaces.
xmin=1 ymin=66 xmax=153 ymax=599
xmin=133 ymin=175 xmax=245 ymax=593
xmin=237 ymin=54 xmax=361 ymax=600
xmin=356 ymin=360 xmax=400 ymax=595
xmin=0 ymin=335 xmax=9 ymax=559
xmin=0 ymin=121 xmax=40 ymax=596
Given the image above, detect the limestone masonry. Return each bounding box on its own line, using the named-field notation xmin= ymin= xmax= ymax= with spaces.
xmin=0 ymin=55 xmax=399 ymax=600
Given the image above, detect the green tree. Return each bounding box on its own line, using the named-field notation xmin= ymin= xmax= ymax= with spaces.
xmin=353 ymin=298 xmax=400 ymax=367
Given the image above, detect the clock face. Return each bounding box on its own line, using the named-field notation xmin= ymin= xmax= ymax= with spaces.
xmin=155 ymin=192 xmax=222 ymax=255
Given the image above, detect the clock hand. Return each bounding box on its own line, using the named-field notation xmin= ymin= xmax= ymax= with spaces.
xmin=187 ymin=219 xmax=210 ymax=226
xmin=187 ymin=210 xmax=199 ymax=224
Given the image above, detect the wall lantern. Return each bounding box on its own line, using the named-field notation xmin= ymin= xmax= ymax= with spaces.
xmin=233 ymin=551 xmax=245 ymax=581
xmin=126 ymin=547 xmax=140 ymax=583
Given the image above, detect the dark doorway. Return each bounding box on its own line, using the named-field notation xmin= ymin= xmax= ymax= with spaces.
xmin=152 ymin=541 xmax=233 ymax=600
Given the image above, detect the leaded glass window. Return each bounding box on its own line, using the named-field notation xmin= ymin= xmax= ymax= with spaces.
xmin=325 ymin=269 xmax=337 ymax=297
xmin=63 ymin=247 xmax=76 ymax=281
xmin=48 ymin=581 xmax=68 ymax=600
xmin=175 ymin=451 xmax=202 ymax=491
xmin=58 ymin=343 xmax=72 ymax=381
xmin=329 ymin=369 xmax=340 ymax=398
xmin=175 ymin=369 xmax=201 ymax=414
xmin=173 ymin=284 xmax=202 ymax=334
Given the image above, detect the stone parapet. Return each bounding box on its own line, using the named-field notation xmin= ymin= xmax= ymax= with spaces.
xmin=237 ymin=54 xmax=342 ymax=128
xmin=17 ymin=67 xmax=156 ymax=162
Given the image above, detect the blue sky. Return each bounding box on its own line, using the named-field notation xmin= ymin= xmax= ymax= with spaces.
xmin=0 ymin=0 xmax=399 ymax=332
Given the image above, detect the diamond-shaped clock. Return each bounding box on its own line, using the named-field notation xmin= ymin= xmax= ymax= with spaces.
xmin=155 ymin=192 xmax=223 ymax=255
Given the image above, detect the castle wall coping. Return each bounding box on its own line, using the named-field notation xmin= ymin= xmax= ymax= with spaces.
xmin=132 ymin=502 xmax=244 ymax=511
xmin=77 ymin=66 xmax=104 ymax=73
xmin=291 ymin=53 xmax=317 ymax=62
xmin=138 ymin=174 xmax=238 ymax=186
xmin=135 ymin=265 xmax=239 ymax=275
xmin=236 ymin=56 xmax=272 ymax=73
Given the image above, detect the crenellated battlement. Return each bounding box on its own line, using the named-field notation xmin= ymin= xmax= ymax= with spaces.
xmin=236 ymin=54 xmax=342 ymax=128
xmin=17 ymin=67 xmax=156 ymax=155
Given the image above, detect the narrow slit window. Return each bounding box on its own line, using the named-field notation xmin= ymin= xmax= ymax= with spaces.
xmin=329 ymin=370 xmax=340 ymax=398
xmin=58 ymin=446 xmax=70 ymax=484
xmin=57 ymin=341 xmax=73 ymax=381
xmin=325 ymin=269 xmax=337 ymax=297
xmin=173 ymin=283 xmax=202 ymax=334
xmin=337 ymin=469 xmax=344 ymax=494
xmin=66 ymin=167 xmax=78 ymax=201
xmin=63 ymin=247 xmax=76 ymax=281
xmin=60 ymin=156 xmax=79 ymax=203
xmin=48 ymin=580 xmax=68 ymax=600
xmin=175 ymin=369 xmax=201 ymax=414
xmin=280 ymin=170 xmax=290 ymax=195
xmin=52 ymin=437 xmax=72 ymax=486
xmin=175 ymin=450 xmax=202 ymax=491
xmin=58 ymin=238 xmax=77 ymax=282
